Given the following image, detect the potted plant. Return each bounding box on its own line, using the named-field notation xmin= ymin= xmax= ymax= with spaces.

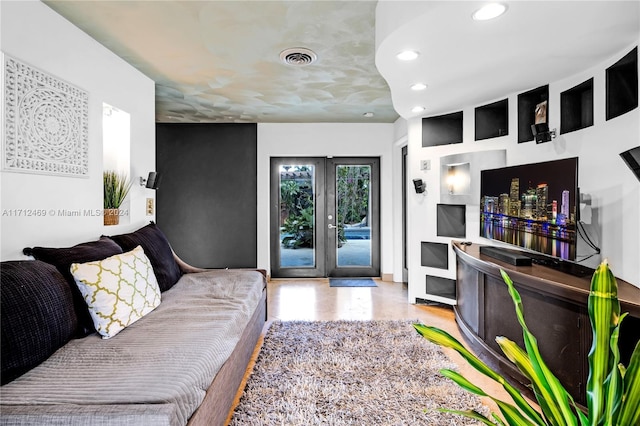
xmin=103 ymin=170 xmax=132 ymax=226
xmin=414 ymin=260 xmax=640 ymax=426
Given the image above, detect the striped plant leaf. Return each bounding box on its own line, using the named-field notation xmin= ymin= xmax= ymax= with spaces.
xmin=617 ymin=340 xmax=640 ymax=426
xmin=414 ymin=261 xmax=639 ymax=426
xmin=413 ymin=324 xmax=545 ymax=425
xmin=603 ymin=313 xmax=626 ymax=424
xmin=438 ymin=408 xmax=499 ymax=426
xmin=500 ymin=269 xmax=578 ymax=426
xmin=496 ymin=336 xmax=567 ymax=424
xmin=586 ymin=260 xmax=620 ymax=423
xmin=441 ymin=369 xmax=540 ymax=426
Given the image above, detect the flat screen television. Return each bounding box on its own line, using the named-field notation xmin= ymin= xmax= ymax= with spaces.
xmin=480 ymin=157 xmax=578 ymax=262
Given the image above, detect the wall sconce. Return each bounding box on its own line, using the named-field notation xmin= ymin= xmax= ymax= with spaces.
xmin=444 ymin=163 xmax=471 ymax=195
xmin=140 ymin=172 xmax=160 ymax=189
xmin=413 ymin=178 xmax=426 ymax=194
xmin=446 ymin=167 xmax=456 ymax=195
xmin=531 ymin=123 xmax=557 ymax=143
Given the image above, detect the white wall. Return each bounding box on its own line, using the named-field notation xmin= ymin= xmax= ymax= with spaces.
xmin=0 ymin=1 xmax=156 ymax=260
xmin=404 ymin=43 xmax=640 ymax=300
xmin=257 ymin=123 xmax=395 ymax=278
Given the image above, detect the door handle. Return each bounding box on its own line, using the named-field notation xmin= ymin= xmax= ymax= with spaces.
xmin=328 ymin=224 xmax=338 ymax=229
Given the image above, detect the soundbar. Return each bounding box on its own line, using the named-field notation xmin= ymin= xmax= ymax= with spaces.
xmin=479 ymin=246 xmax=532 ymax=266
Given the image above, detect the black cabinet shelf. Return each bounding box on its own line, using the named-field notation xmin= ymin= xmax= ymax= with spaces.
xmin=452 ymin=242 xmax=640 ymax=407
xmin=475 ymin=99 xmax=508 ymax=141
xmin=517 ymin=85 xmax=549 ymax=143
xmin=422 ymin=111 xmax=463 ymax=147
xmin=561 ymin=78 xmax=594 ymax=134
xmin=606 ymin=47 xmax=638 ymax=121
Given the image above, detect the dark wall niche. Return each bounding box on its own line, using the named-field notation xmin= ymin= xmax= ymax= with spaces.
xmin=426 ymin=275 xmax=456 ymax=299
xmin=436 ymin=204 xmax=466 ymax=238
xmin=606 ymin=46 xmax=638 ymax=121
xmin=156 ymin=123 xmax=257 ymax=269
xmin=560 ymin=78 xmax=594 ymax=134
xmin=421 ymin=241 xmax=449 ymax=269
xmin=422 ymin=111 xmax=463 ymax=147
xmin=475 ymin=98 xmax=508 ymax=140
xmin=517 ymin=85 xmax=549 ymax=143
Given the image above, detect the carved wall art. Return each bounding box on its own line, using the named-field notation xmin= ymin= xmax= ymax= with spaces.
xmin=2 ymin=53 xmax=89 ymax=176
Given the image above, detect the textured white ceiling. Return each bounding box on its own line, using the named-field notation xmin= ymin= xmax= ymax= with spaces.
xmin=44 ymin=0 xmax=398 ymax=123
xmin=376 ymin=1 xmax=640 ymax=119
xmin=43 ymin=1 xmax=639 ymax=124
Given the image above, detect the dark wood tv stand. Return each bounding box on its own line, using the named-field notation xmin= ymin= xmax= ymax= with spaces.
xmin=452 ymin=241 xmax=640 ymax=406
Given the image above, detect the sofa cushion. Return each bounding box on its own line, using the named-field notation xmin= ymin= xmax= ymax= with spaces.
xmin=107 ymin=222 xmax=182 ymax=292
xmin=70 ymin=246 xmax=162 ymax=339
xmin=1 ymin=260 xmax=77 ymax=384
xmin=28 ymin=237 xmax=124 ymax=336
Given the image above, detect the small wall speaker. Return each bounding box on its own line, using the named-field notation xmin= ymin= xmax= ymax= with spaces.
xmin=620 ymin=146 xmax=640 ymax=181
xmin=531 ymin=123 xmax=551 ymax=143
xmin=145 ymin=172 xmax=160 ymax=189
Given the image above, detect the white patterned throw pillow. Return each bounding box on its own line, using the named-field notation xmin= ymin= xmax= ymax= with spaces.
xmin=70 ymin=245 xmax=161 ymax=339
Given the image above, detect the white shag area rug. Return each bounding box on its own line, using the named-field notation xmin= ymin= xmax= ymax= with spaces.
xmin=230 ymin=320 xmax=489 ymax=425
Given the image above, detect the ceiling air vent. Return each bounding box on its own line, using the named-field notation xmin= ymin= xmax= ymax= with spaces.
xmin=280 ymin=48 xmax=317 ymax=66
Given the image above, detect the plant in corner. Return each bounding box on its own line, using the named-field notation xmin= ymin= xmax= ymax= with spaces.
xmin=103 ymin=170 xmax=132 ymax=226
xmin=414 ymin=260 xmax=640 ymax=426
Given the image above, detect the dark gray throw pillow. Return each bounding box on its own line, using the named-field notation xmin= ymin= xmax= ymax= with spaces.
xmin=29 ymin=236 xmax=124 ymax=336
xmin=107 ymin=222 xmax=182 ymax=292
xmin=1 ymin=260 xmax=77 ymax=384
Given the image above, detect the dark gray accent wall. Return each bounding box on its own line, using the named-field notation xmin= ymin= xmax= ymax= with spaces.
xmin=156 ymin=123 xmax=257 ymax=268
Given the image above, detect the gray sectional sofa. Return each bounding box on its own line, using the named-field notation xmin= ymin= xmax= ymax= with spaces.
xmin=0 ymin=223 xmax=267 ymax=426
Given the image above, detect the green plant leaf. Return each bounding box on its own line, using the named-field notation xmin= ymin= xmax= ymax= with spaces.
xmin=586 ymin=260 xmax=621 ymax=423
xmin=413 ymin=324 xmax=545 ymax=425
xmin=603 ymin=313 xmax=626 ymax=425
xmin=440 ymin=369 xmax=540 ymax=426
xmin=103 ymin=170 xmax=132 ymax=209
xmin=617 ymin=340 xmax=640 ymax=426
xmin=492 ymin=399 xmax=541 ymax=426
xmin=437 ymin=408 xmax=499 ymax=425
xmin=496 ymin=336 xmax=560 ymax=423
xmin=440 ymin=369 xmax=488 ymax=396
xmin=500 ymin=269 xmax=578 ymax=426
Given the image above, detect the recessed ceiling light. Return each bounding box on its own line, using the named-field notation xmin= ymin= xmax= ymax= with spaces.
xmin=411 ymin=83 xmax=428 ymax=91
xmin=396 ymin=50 xmax=419 ymax=61
xmin=363 ymin=112 xmax=375 ymax=118
xmin=412 ymin=106 xmax=425 ymax=113
xmin=472 ymin=3 xmax=507 ymax=21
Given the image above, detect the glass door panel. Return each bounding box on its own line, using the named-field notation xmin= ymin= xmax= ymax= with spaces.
xmin=279 ymin=164 xmax=316 ymax=268
xmin=326 ymin=158 xmax=380 ymax=277
xmin=271 ymin=157 xmax=379 ymax=278
xmin=335 ymin=164 xmax=372 ymax=267
xmin=270 ymin=158 xmax=325 ymax=278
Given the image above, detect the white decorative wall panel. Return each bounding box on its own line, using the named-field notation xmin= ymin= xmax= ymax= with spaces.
xmin=2 ymin=54 xmax=89 ymax=176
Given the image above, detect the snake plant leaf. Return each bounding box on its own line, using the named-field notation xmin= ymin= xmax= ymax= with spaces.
xmin=617 ymin=340 xmax=640 ymax=426
xmin=414 ymin=324 xmax=545 ymax=425
xmin=441 ymin=369 xmax=542 ymax=426
xmin=440 ymin=369 xmax=488 ymax=396
xmin=492 ymin=399 xmax=542 ymax=426
xmin=500 ymin=270 xmax=578 ymax=426
xmin=496 ymin=336 xmax=565 ymax=424
xmin=437 ymin=408 xmax=498 ymax=425
xmin=586 ymin=260 xmax=620 ymax=423
xmin=603 ymin=313 xmax=626 ymax=425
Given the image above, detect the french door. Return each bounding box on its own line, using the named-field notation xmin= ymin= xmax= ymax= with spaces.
xmin=270 ymin=157 xmax=380 ymax=278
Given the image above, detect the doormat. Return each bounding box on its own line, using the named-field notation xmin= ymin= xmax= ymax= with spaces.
xmin=329 ymin=278 xmax=377 ymax=287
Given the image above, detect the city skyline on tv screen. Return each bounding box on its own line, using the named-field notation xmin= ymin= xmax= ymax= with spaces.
xmin=480 ymin=157 xmax=578 ymax=261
